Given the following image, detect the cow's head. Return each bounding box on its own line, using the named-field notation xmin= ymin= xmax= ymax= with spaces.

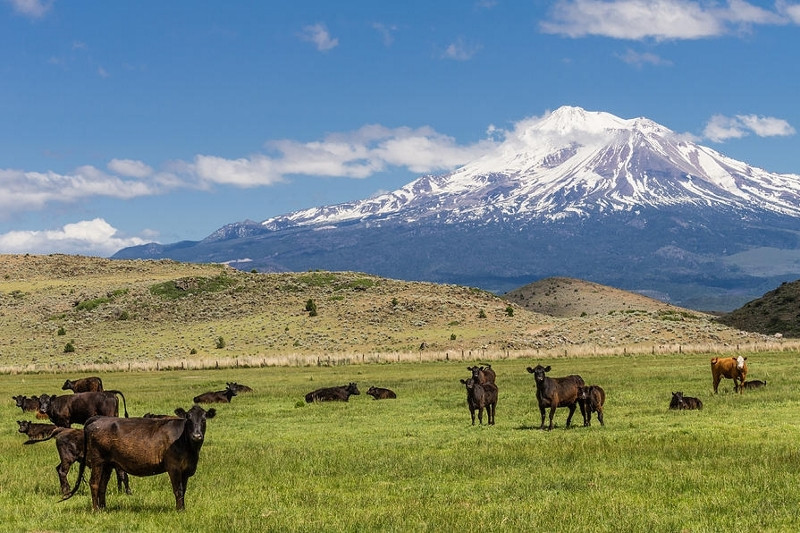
xmin=736 ymin=356 xmax=747 ymax=369
xmin=367 ymin=386 xmax=377 ymax=395
xmin=224 ymin=383 xmax=238 ymax=396
xmin=577 ymin=386 xmax=589 ymax=401
xmin=37 ymin=394 xmax=54 ymax=414
xmin=346 ymin=382 xmax=360 ymax=396
xmin=177 ymin=405 xmax=216 ymax=445
xmin=526 ymin=365 xmax=551 ymax=383
xmin=17 ymin=420 xmax=31 ymax=433
xmin=671 ymin=391 xmax=685 ymax=407
xmin=460 ymin=378 xmax=475 ymax=391
xmin=61 ymin=379 xmax=74 ymax=391
xmin=12 ymin=395 xmax=24 ymax=408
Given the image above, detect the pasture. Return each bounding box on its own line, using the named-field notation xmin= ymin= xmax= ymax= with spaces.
xmin=2 ymin=351 xmax=800 ymax=532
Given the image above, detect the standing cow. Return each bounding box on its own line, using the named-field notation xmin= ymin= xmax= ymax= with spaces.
xmin=527 ymin=365 xmax=585 ymax=430
xmin=577 ymin=385 xmax=605 ymax=427
xmin=39 ymin=391 xmax=128 ymax=428
xmin=64 ymin=406 xmax=216 ymax=511
xmin=711 ymin=356 xmax=747 ymax=394
xmin=460 ymin=378 xmax=498 ymax=425
xmin=62 ymin=377 xmax=104 ymax=393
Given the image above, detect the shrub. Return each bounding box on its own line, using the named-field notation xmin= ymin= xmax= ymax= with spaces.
xmin=306 ymin=299 xmax=318 ymax=317
xmin=215 ymin=336 xmax=226 ymax=349
xmin=63 ymin=341 xmax=75 ymax=353
xmin=478 ymin=309 xmax=487 ymax=319
xmin=505 ymin=305 xmax=514 ymax=317
xmin=450 ymin=333 xmax=457 ymax=341
xmin=57 ymin=326 xmax=66 ymax=336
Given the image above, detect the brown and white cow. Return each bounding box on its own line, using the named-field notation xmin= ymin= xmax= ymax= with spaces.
xmin=711 ymin=356 xmax=747 ymax=394
xmin=64 ymin=406 xmax=216 ymax=511
xmin=38 ymin=391 xmax=128 ymax=428
xmin=62 ymin=376 xmax=104 ymax=393
xmin=527 ymin=365 xmax=585 ymax=430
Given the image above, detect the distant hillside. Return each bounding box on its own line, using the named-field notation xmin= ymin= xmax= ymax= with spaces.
xmin=717 ymin=279 xmax=800 ymax=337
xmin=502 ymin=277 xmax=705 ymax=318
xmin=0 ymin=255 xmax=778 ymax=371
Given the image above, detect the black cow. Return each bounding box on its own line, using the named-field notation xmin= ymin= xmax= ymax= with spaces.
xmin=38 ymin=391 xmax=128 ymax=428
xmin=670 ymin=391 xmax=703 ymax=410
xmin=226 ymin=382 xmax=253 ymax=394
xmin=62 ymin=377 xmax=104 ymax=393
xmin=13 ymin=395 xmax=49 ymax=419
xmin=65 ymin=406 xmax=216 ymax=511
xmin=460 ymin=378 xmax=498 ymax=425
xmin=527 ymin=365 xmax=585 ymax=430
xmin=21 ymin=424 xmax=130 ymax=497
xmin=193 ymin=383 xmax=237 ymax=404
xmin=305 ymin=382 xmax=360 ymax=403
xmin=467 ymin=365 xmax=496 ymax=385
xmin=366 ymin=386 xmax=397 ymax=400
xmin=741 ymin=380 xmax=767 ymax=390
xmin=577 ymin=385 xmax=605 ymax=427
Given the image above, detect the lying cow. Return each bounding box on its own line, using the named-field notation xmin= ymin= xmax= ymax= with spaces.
xmin=13 ymin=395 xmax=49 ymax=419
xmin=20 ymin=424 xmax=130 ymax=497
xmin=366 ymin=386 xmax=397 ymax=400
xmin=460 ymin=378 xmax=498 ymax=425
xmin=467 ymin=364 xmax=496 ymax=385
xmin=711 ymin=356 xmax=747 ymax=394
xmin=226 ymin=382 xmax=253 ymax=394
xmin=62 ymin=376 xmax=104 ymax=393
xmin=741 ymin=379 xmax=767 ymax=390
xmin=39 ymin=391 xmax=129 ymax=428
xmin=577 ymin=385 xmax=605 ymax=427
xmin=527 ymin=365 xmax=585 ymax=430
xmin=670 ymin=391 xmax=703 ymax=410
xmin=65 ymin=406 xmax=216 ymax=511
xmin=305 ymin=382 xmax=360 ymax=403
xmin=193 ymin=383 xmax=237 ymax=404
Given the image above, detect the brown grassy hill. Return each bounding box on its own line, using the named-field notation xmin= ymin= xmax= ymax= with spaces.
xmin=716 ymin=279 xmax=800 ymax=337
xmin=502 ymin=277 xmax=703 ymax=318
xmin=0 ymin=255 xmax=781 ymax=372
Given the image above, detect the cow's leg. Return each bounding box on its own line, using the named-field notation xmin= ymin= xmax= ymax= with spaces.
xmin=565 ymin=404 xmax=577 ymax=428
xmin=489 ymin=403 xmax=495 ymax=425
xmin=597 ymin=407 xmax=604 ymax=426
xmin=713 ymin=373 xmax=720 ymax=394
xmin=89 ymin=463 xmax=112 ymax=510
xmin=478 ymin=405 xmax=484 ymax=425
xmin=470 ymin=408 xmax=475 ymax=425
xmin=539 ymin=405 xmax=546 ymax=429
xmin=56 ymin=458 xmax=73 ymax=496
xmin=168 ymin=470 xmax=187 ymax=511
xmin=548 ymin=406 xmax=556 ymax=431
xmin=579 ymin=400 xmax=588 ymax=426
xmin=116 ymin=468 xmax=131 ymax=495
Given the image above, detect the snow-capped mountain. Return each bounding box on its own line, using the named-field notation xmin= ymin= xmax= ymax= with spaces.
xmin=253 ymin=105 xmax=800 ymax=231
xmin=114 ymin=106 xmax=800 ymax=311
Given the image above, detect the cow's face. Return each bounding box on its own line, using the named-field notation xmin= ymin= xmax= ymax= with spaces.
xmin=13 ymin=395 xmax=24 ymax=408
xmin=671 ymin=392 xmax=685 ymax=407
xmin=347 ymin=382 xmax=360 ymax=396
xmin=529 ymin=365 xmax=551 ymax=383
xmin=577 ymin=386 xmax=589 ymax=400
xmin=736 ymin=356 xmax=746 ymax=369
xmin=367 ymin=386 xmax=377 ymax=395
xmin=177 ymin=405 xmax=216 ymax=444
xmin=460 ymin=378 xmax=475 ymax=391
xmin=61 ymin=380 xmax=73 ymax=391
xmin=37 ymin=394 xmax=53 ymax=414
xmin=17 ymin=420 xmax=30 ymax=433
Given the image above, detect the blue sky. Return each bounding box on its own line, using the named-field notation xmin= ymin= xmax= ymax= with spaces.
xmin=1 ymin=0 xmax=799 ymax=256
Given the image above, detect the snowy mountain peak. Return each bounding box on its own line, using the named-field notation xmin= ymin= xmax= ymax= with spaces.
xmin=261 ymin=107 xmax=800 ymax=230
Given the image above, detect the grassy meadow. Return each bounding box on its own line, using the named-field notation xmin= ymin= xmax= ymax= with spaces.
xmin=2 ymin=351 xmax=800 ymax=532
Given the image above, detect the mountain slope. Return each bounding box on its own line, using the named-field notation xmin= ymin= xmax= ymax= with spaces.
xmin=717 ymin=279 xmax=800 ymax=337
xmin=114 ymin=106 xmax=800 ymax=311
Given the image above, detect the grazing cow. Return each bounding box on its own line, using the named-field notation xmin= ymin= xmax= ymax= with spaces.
xmin=21 ymin=425 xmax=130 ymax=497
xmin=64 ymin=406 xmax=216 ymax=511
xmin=305 ymin=382 xmax=360 ymax=403
xmin=577 ymin=385 xmax=606 ymax=427
xmin=467 ymin=365 xmax=496 ymax=385
xmin=62 ymin=377 xmax=104 ymax=393
xmin=193 ymin=383 xmax=237 ymax=404
xmin=38 ymin=391 xmax=128 ymax=428
xmin=459 ymin=378 xmax=498 ymax=425
xmin=226 ymin=382 xmax=253 ymax=394
xmin=17 ymin=420 xmax=57 ymax=441
xmin=741 ymin=380 xmax=767 ymax=390
xmin=366 ymin=386 xmax=397 ymax=400
xmin=671 ymin=391 xmax=703 ymax=410
xmin=13 ymin=395 xmax=50 ymax=419
xmin=526 ymin=365 xmax=585 ymax=430
xmin=711 ymin=356 xmax=747 ymax=394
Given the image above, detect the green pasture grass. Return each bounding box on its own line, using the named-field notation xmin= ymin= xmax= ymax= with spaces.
xmin=2 ymin=352 xmax=800 ymax=532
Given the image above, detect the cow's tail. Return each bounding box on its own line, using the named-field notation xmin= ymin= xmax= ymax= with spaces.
xmin=61 ymin=425 xmax=90 ymax=502
xmin=108 ymin=389 xmax=129 ymax=417
xmin=23 ymin=427 xmax=66 ymax=445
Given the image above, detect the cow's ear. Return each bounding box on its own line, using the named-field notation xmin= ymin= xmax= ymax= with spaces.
xmin=205 ymin=408 xmax=217 ymax=419
xmin=174 ymin=408 xmax=188 ymax=418
xmin=460 ymin=379 xmax=466 ymax=384
xmin=544 ymin=366 xmax=551 ymax=372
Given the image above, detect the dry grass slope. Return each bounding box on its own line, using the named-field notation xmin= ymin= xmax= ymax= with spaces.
xmin=0 ymin=255 xmax=790 ymax=373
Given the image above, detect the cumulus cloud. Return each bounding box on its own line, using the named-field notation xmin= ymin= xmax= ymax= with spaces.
xmin=299 ymin=23 xmax=339 ymax=51
xmin=6 ymin=0 xmax=53 ymax=18
xmin=703 ymin=113 xmax=796 ymax=142
xmin=0 ymin=218 xmax=151 ymax=256
xmin=541 ymin=0 xmax=787 ymax=40
xmin=441 ymin=37 xmax=482 ymax=60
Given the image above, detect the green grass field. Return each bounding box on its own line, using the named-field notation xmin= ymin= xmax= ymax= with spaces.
xmin=2 ymin=351 xmax=799 ymax=532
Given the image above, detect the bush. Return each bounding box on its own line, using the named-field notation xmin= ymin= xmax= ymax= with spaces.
xmin=306 ymin=299 xmax=318 ymax=317
xmin=505 ymin=305 xmax=514 ymax=317
xmin=63 ymin=341 xmax=75 ymax=353
xmin=57 ymin=326 xmax=66 ymax=336
xmin=478 ymin=309 xmax=487 ymax=319
xmin=215 ymin=336 xmax=226 ymax=349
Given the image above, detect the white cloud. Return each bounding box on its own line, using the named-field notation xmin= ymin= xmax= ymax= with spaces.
xmin=541 ymin=0 xmax=788 ymax=40
xmin=0 ymin=218 xmax=150 ymax=256
xmin=299 ymin=23 xmax=339 ymax=52
xmin=703 ymin=113 xmax=796 ymax=142
xmin=6 ymin=0 xmax=53 ymax=18
xmin=617 ymin=49 xmax=672 ymax=67
xmin=441 ymin=37 xmax=482 ymax=60
xmin=780 ymin=1 xmax=800 ymax=23
xmin=107 ymin=159 xmax=154 ymax=178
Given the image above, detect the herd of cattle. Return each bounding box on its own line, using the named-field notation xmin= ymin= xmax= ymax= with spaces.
xmin=10 ymin=355 xmax=766 ymax=511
